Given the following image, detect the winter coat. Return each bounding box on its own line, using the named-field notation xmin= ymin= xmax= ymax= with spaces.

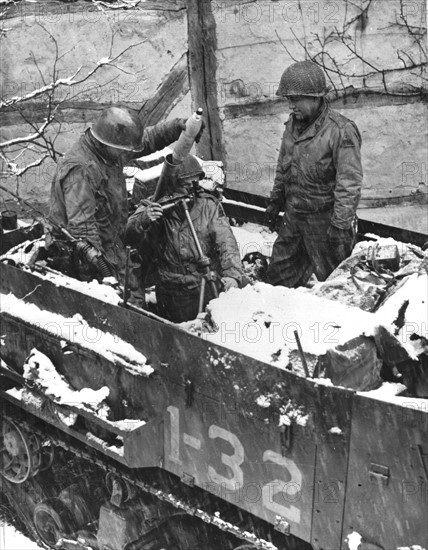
xmin=46 ymin=120 xmax=184 ymax=272
xmin=270 ymin=103 xmax=363 ymax=229
xmin=126 ymin=193 xmax=243 ymax=290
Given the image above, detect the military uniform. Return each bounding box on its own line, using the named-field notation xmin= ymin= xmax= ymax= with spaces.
xmin=126 ymin=193 xmax=242 ymax=322
xmin=267 ymin=102 xmax=363 ymax=287
xmin=46 ymin=120 xmax=184 ymax=279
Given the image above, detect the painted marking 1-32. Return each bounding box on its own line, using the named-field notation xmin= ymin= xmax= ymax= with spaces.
xmin=166 ymin=406 xmax=302 ymax=524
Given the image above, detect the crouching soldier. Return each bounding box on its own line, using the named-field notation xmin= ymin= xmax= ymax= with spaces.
xmin=125 ymin=155 xmax=243 ymax=322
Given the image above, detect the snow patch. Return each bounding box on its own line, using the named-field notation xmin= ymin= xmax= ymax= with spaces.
xmin=256 ymin=395 xmax=271 ymax=408
xmin=279 ymin=400 xmax=309 ymax=427
xmin=328 ymin=426 xmax=343 ymax=435
xmin=205 ymin=282 xmax=381 ymax=370
xmin=231 ymin=223 xmax=277 ymax=258
xmin=346 ymin=531 xmax=362 ymax=549
xmin=1 ymin=292 xmax=153 ymax=376
xmin=24 ymin=349 xmax=110 ymax=409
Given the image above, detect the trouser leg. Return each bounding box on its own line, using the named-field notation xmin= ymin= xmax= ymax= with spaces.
xmin=301 ymin=211 xmax=352 ymax=281
xmin=156 ymin=282 xmax=218 ymax=323
xmin=266 ymin=208 xmax=313 ymax=288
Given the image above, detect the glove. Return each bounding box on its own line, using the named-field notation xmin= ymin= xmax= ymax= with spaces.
xmin=134 ymin=201 xmax=163 ymax=230
xmin=327 ymin=225 xmax=350 ymax=242
xmin=221 ymin=277 xmax=239 ymax=291
xmin=264 ymin=203 xmax=281 ymax=231
xmin=327 ymin=225 xmax=352 ymax=261
xmin=177 ymin=118 xmax=205 ymax=143
xmin=195 ymin=120 xmax=205 ymax=143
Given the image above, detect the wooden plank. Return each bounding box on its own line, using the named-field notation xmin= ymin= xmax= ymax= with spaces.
xmin=138 ymin=53 xmax=190 ymax=127
xmin=1 ymin=0 xmax=185 ymax=20
xmin=187 ymin=0 xmax=224 ymax=162
xmin=0 ymin=101 xmax=138 ymax=127
xmin=0 ymin=54 xmax=189 ymax=128
xmin=223 ymin=92 xmax=427 ymax=120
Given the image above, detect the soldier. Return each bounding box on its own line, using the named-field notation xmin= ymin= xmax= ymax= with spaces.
xmin=46 ymin=106 xmax=188 ymax=283
xmin=265 ymin=60 xmax=363 ymax=287
xmin=126 ymin=155 xmax=242 ymax=322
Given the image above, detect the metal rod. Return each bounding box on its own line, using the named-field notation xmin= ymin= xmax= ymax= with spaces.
xmin=122 ymin=246 xmax=131 ymax=306
xmin=198 ymin=278 xmax=206 ymax=314
xmin=180 ymin=198 xmax=218 ymax=312
xmin=293 ymin=330 xmax=310 ymax=378
xmin=181 ymin=200 xmax=204 ymax=258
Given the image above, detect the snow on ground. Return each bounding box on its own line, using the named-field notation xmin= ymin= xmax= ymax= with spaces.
xmin=0 ymin=523 xmax=42 ymax=550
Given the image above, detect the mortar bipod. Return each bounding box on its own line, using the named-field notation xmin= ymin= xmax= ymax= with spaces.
xmin=179 ymin=198 xmax=218 ymax=313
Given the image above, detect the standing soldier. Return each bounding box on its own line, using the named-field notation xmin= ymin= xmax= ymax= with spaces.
xmin=46 ymin=106 xmax=187 ymax=283
xmin=265 ymin=60 xmax=363 ymax=287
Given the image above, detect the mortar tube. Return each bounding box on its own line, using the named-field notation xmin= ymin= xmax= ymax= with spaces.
xmin=152 ymin=153 xmax=181 ymax=202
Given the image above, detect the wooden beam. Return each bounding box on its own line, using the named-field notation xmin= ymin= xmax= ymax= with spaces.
xmin=0 ymin=54 xmax=189 ymax=128
xmin=0 ymin=101 xmax=139 ymax=127
xmin=223 ymin=91 xmax=427 ymax=120
xmin=1 ymin=0 xmax=185 ymax=20
xmin=187 ymin=0 xmax=224 ymax=162
xmin=138 ymin=53 xmax=189 ymax=126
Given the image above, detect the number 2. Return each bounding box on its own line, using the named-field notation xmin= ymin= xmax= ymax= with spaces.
xmin=262 ymin=450 xmax=302 ymax=523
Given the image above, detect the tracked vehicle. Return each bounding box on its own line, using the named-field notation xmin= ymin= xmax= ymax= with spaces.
xmin=0 ymin=197 xmax=427 ymax=550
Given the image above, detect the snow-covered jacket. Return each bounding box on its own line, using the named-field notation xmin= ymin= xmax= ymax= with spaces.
xmin=270 ymin=103 xmax=363 ymax=229
xmin=46 ymin=120 xmax=184 ymax=272
xmin=126 ymin=193 xmax=243 ymax=290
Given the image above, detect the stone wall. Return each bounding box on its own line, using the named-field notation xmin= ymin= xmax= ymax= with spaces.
xmin=189 ymin=0 xmax=427 ymax=210
xmin=0 ymin=0 xmax=191 ymax=207
xmin=1 ymin=0 xmax=427 ymax=217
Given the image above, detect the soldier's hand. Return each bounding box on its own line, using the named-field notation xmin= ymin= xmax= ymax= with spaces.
xmin=221 ymin=276 xmax=239 ymax=291
xmin=177 ymin=118 xmax=205 ymax=143
xmin=136 ymin=201 xmax=163 ymax=230
xmin=264 ymin=203 xmax=281 ymax=231
xmin=195 ymin=120 xmax=205 ymax=143
xmin=327 ymin=225 xmax=350 ymax=242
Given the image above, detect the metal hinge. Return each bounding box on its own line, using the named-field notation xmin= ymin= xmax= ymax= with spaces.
xmin=181 ymin=472 xmax=195 ymax=487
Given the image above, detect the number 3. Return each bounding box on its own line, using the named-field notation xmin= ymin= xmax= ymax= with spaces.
xmin=208 ymin=425 xmax=244 ymax=491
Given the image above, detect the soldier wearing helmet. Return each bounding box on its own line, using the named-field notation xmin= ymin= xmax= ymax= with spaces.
xmin=265 ymin=60 xmax=363 ymax=287
xmin=46 ymin=106 xmax=189 ymax=284
xmin=125 ymin=155 xmax=242 ymax=322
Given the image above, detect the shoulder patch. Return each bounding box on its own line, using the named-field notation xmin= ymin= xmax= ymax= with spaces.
xmin=341 ymin=130 xmax=356 ymax=148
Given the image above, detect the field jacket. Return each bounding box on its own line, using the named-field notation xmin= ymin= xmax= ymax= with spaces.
xmin=47 ymin=119 xmax=183 ymax=271
xmin=270 ymin=103 xmax=363 ymax=229
xmin=126 ymin=193 xmax=243 ymax=290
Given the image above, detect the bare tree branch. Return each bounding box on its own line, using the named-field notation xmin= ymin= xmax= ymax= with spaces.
xmin=275 ymin=0 xmax=427 ymax=99
xmin=0 ymin=25 xmax=147 ymax=179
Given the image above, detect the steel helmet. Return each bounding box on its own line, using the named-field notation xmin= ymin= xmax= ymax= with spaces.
xmin=277 ymin=61 xmax=327 ymax=97
xmin=91 ymin=107 xmax=145 ymax=152
xmin=178 ymin=155 xmax=205 ymax=181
